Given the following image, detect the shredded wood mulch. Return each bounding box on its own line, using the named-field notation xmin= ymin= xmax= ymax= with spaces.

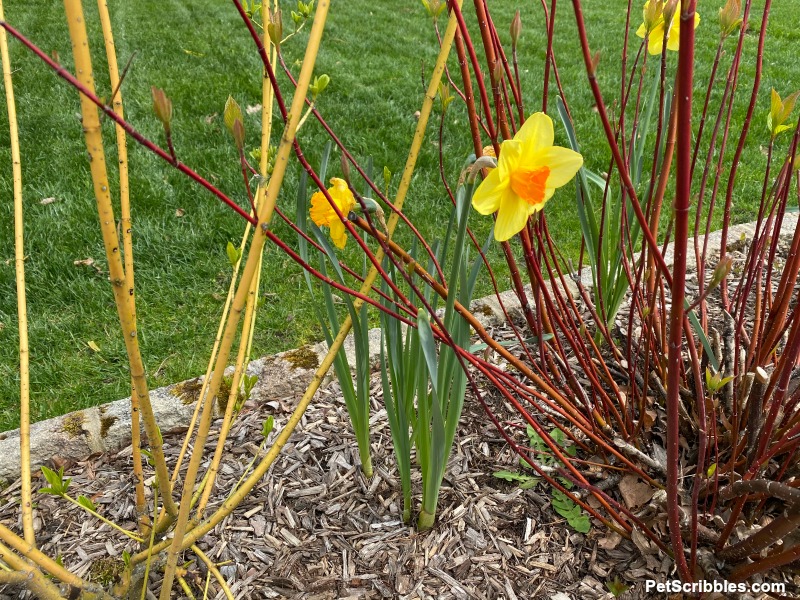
xmin=0 ymin=364 xmax=667 ymax=600
xmin=3 ymin=234 xmax=800 ymax=599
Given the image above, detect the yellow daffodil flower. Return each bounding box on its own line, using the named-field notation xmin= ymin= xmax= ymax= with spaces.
xmin=310 ymin=177 xmax=356 ymax=249
xmin=472 ymin=112 xmax=583 ymax=242
xmin=636 ymin=1 xmax=700 ymax=55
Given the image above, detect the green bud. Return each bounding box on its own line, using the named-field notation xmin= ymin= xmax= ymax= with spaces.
xmin=310 ymin=74 xmax=330 ymax=99
xmin=340 ymin=154 xmax=352 ymax=184
xmin=151 ymin=87 xmax=173 ymax=133
xmin=224 ymin=96 xmax=246 ymax=149
xmin=719 ymin=0 xmax=742 ymax=37
xmin=510 ymin=10 xmax=522 ymax=49
xmin=268 ymin=9 xmax=283 ymax=49
xmin=383 ymin=166 xmax=392 ymax=190
xmin=421 ymin=0 xmax=446 ymax=20
xmin=438 ymin=82 xmax=453 ymax=112
xmin=707 ymin=255 xmax=733 ymax=292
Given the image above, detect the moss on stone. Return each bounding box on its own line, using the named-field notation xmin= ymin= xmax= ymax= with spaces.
xmin=283 ymin=345 xmax=319 ymax=370
xmin=171 ymin=378 xmax=204 ymax=405
xmin=475 ymin=303 xmax=495 ymax=317
xmin=62 ymin=412 xmax=85 ymax=437
xmin=100 ymin=415 xmax=117 ymax=438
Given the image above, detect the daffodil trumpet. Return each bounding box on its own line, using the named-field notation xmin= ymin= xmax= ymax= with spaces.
xmin=471 ymin=112 xmax=583 ymax=242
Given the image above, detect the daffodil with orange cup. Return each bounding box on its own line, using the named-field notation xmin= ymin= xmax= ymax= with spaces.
xmin=471 ymin=112 xmax=583 ymax=242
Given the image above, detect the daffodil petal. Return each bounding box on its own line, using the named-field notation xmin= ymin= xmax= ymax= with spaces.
xmin=536 ymin=146 xmax=583 ymax=188
xmin=310 ymin=191 xmax=333 ymax=226
xmin=516 ymin=113 xmax=554 ymax=162
xmin=330 ymin=219 xmax=347 ymax=249
xmin=494 ymin=192 xmax=529 ymax=242
xmin=635 ymin=22 xmax=647 ymax=39
xmin=472 ymin=167 xmax=506 ymax=215
xmin=666 ymin=22 xmax=680 ymax=51
xmin=647 ymin=24 xmax=665 ymax=54
xmin=329 ymin=177 xmax=356 ymax=214
xmin=497 ymin=139 xmax=521 ymax=181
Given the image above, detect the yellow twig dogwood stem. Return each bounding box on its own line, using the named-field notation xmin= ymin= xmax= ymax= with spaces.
xmin=169 ymin=223 xmax=251 ymax=487
xmin=0 ymin=521 xmax=112 ymax=598
xmin=192 ymin=545 xmax=234 ymax=600
xmin=95 ymin=0 xmax=148 ymax=534
xmin=471 ymin=112 xmax=583 ymax=242
xmin=0 ymin=542 xmax=64 ymax=600
xmin=0 ymin=0 xmax=35 ymax=548
xmin=62 ymin=0 xmax=177 ymax=518
xmin=131 ymin=1 xmax=464 ymax=567
xmin=169 ymin=0 xmax=276 ymax=533
xmin=194 ymin=5 xmax=277 ymax=515
xmin=159 ymin=3 xmax=331 ymax=596
xmin=195 ymin=254 xmax=261 ymax=519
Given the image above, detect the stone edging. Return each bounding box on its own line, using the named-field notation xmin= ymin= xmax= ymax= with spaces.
xmin=0 ymin=215 xmax=795 ymax=481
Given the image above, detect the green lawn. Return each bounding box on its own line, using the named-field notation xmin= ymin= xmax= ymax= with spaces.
xmin=0 ymin=0 xmax=797 ymax=430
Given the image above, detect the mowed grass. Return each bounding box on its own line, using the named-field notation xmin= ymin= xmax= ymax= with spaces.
xmin=0 ymin=0 xmax=797 ymax=430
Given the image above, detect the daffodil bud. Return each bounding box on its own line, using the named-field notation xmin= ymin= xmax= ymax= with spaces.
xmin=662 ymin=0 xmax=679 ymax=25
xmin=151 ymin=87 xmax=173 ymax=134
xmin=510 ymin=10 xmax=522 ymax=50
xmin=469 ymin=155 xmax=498 ymax=182
xmin=718 ymin=0 xmax=742 ymax=37
xmin=355 ymin=197 xmax=381 ymax=214
xmin=642 ymin=0 xmax=663 ymax=33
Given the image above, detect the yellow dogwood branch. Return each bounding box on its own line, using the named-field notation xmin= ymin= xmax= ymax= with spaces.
xmin=131 ymin=0 xmax=463 ymax=565
xmin=0 ymin=0 xmax=35 ymax=549
xmin=158 ymin=2 xmax=332 ymax=596
xmin=62 ymin=0 xmax=177 ymax=518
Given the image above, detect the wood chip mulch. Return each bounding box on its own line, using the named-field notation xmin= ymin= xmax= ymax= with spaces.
xmin=0 ymin=361 xmax=666 ymax=600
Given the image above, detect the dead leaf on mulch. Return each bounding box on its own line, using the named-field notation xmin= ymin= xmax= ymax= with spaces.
xmin=597 ymin=531 xmax=623 ymax=550
xmin=631 ymin=527 xmax=658 ymax=555
xmin=619 ymin=474 xmax=654 ymax=509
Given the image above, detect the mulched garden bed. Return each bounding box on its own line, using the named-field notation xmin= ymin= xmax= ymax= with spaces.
xmin=3 ymin=230 xmax=800 ymax=599
xmin=0 ymin=352 xmax=662 ymax=600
